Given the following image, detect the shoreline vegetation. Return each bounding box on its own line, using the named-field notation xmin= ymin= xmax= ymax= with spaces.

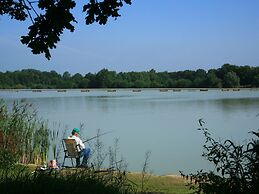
xmin=1 ymin=64 xmax=259 ymax=89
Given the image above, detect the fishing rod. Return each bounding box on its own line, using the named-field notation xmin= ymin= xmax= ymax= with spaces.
xmin=83 ymin=131 xmax=112 ymax=143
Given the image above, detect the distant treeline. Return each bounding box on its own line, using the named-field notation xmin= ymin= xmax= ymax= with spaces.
xmin=1 ymin=64 xmax=259 ymax=89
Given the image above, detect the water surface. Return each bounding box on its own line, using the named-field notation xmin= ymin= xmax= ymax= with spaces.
xmin=1 ymin=89 xmax=259 ymax=175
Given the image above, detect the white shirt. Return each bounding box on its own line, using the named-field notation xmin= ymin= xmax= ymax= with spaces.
xmin=68 ymin=135 xmax=85 ymax=151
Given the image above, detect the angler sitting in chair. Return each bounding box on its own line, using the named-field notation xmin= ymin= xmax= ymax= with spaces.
xmin=68 ymin=128 xmax=91 ymax=167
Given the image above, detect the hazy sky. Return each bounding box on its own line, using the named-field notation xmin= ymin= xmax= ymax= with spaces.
xmin=0 ymin=0 xmax=259 ymax=74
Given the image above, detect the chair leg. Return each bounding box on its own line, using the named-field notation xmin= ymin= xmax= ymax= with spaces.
xmin=76 ymin=158 xmax=80 ymax=167
xmin=62 ymin=156 xmax=66 ymax=167
xmin=71 ymin=158 xmax=74 ymax=167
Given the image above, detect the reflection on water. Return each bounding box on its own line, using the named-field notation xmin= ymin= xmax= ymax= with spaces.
xmin=216 ymin=97 xmax=259 ymax=111
xmin=1 ymin=90 xmax=259 ymax=175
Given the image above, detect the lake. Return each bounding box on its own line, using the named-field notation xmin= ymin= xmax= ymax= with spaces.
xmin=1 ymin=88 xmax=259 ymax=175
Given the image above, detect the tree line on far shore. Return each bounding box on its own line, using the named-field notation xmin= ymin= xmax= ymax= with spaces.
xmin=1 ymin=64 xmax=259 ymax=89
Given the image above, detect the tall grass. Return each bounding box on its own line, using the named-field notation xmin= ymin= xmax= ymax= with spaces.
xmin=0 ymin=166 xmax=135 ymax=194
xmin=0 ymin=99 xmax=49 ymax=165
xmin=91 ymin=128 xmax=108 ymax=170
xmin=141 ymin=151 xmax=152 ymax=192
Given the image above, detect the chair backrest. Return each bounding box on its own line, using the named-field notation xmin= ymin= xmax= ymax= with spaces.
xmin=63 ymin=139 xmax=80 ymax=158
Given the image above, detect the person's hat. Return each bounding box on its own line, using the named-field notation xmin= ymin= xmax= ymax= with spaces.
xmin=72 ymin=128 xmax=80 ymax=134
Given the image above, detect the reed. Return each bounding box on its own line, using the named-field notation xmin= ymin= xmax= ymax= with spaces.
xmin=0 ymin=99 xmax=50 ymax=166
xmin=92 ymin=129 xmax=108 ymax=170
xmin=50 ymin=127 xmax=59 ymax=160
xmin=141 ymin=151 xmax=152 ymax=193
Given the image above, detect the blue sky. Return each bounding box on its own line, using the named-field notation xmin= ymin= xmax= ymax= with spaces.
xmin=0 ymin=0 xmax=259 ymax=74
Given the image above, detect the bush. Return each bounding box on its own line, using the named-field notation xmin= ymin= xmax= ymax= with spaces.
xmin=187 ymin=121 xmax=259 ymax=194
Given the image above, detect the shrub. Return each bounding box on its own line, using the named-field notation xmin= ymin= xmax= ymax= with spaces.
xmin=187 ymin=121 xmax=259 ymax=194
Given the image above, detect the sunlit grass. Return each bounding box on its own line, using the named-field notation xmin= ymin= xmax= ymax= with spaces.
xmin=127 ymin=173 xmax=191 ymax=194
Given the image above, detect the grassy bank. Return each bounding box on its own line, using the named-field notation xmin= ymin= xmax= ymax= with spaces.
xmin=26 ymin=165 xmax=190 ymax=194
xmin=127 ymin=173 xmax=190 ymax=194
xmin=0 ymin=164 xmax=190 ymax=194
xmin=0 ymin=165 xmax=135 ymax=194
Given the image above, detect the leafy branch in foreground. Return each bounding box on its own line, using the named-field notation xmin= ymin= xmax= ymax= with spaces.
xmin=186 ymin=120 xmax=259 ymax=194
xmin=1 ymin=0 xmax=132 ymax=59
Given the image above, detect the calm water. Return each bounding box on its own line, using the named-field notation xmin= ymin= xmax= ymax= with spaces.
xmin=1 ymin=89 xmax=259 ymax=175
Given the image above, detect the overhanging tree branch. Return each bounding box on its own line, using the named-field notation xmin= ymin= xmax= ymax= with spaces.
xmin=1 ymin=0 xmax=132 ymax=60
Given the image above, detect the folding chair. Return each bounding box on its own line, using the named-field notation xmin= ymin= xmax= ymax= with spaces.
xmin=62 ymin=139 xmax=81 ymax=167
